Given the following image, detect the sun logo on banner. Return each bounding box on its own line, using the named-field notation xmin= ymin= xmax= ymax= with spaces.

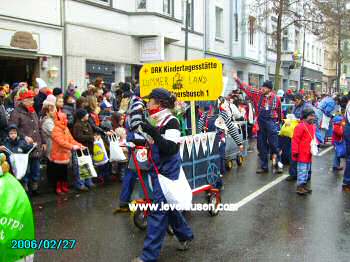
xmin=172 ymin=73 xmax=184 ymax=90
xmin=136 ymin=149 xmax=148 ymax=163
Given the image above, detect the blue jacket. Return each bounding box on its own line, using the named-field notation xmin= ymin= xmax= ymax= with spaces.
xmin=3 ymin=136 xmax=33 ymax=155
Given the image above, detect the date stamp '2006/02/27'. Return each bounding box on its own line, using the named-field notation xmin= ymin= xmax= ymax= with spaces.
xmin=11 ymin=239 xmax=76 ymax=250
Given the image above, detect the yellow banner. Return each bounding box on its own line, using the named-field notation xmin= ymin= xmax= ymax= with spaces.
xmin=140 ymin=58 xmax=223 ymax=101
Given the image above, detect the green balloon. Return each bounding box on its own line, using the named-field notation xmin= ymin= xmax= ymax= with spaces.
xmin=0 ymin=173 xmax=35 ymax=262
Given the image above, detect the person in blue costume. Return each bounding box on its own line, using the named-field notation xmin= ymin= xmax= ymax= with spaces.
xmin=132 ymin=88 xmax=193 ymax=262
xmin=117 ymin=90 xmax=146 ymax=212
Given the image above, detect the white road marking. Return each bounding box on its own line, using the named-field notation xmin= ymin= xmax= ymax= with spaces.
xmin=232 ymin=174 xmax=289 ymax=211
xmin=317 ymin=146 xmax=333 ymax=156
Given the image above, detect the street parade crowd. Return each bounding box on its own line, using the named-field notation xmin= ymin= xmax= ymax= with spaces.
xmin=1 ymin=72 xmax=350 ymax=262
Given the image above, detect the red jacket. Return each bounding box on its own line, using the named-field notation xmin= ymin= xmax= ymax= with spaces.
xmin=332 ymin=123 xmax=344 ymax=144
xmin=292 ymin=121 xmax=316 ymax=163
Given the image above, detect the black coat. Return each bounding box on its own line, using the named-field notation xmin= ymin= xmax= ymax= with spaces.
xmin=72 ymin=120 xmax=94 ymax=153
xmin=34 ymin=91 xmax=47 ymax=116
xmin=0 ymin=103 xmax=8 ymax=143
xmin=63 ymin=104 xmax=75 ymax=130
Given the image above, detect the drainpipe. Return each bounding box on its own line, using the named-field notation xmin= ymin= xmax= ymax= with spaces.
xmin=241 ymin=0 xmax=246 ymax=61
xmin=265 ymin=0 xmax=268 ymax=80
xmin=204 ymin=0 xmax=209 ymax=56
xmin=60 ymin=0 xmax=67 ymax=90
xmin=229 ymin=0 xmax=233 ymax=57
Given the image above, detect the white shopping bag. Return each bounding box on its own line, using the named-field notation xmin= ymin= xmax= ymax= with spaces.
xmin=310 ymin=138 xmax=319 ymax=156
xmin=320 ymin=114 xmax=331 ymax=129
xmin=6 ymin=145 xmax=36 ymax=180
xmin=77 ymin=149 xmax=97 ymax=179
xmin=109 ymin=135 xmax=126 ymax=162
xmin=158 ymin=168 xmax=192 ymax=209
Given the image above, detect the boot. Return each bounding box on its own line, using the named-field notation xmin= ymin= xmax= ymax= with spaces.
xmin=56 ymin=182 xmax=64 ymax=195
xmin=342 ymin=185 xmax=350 ymax=192
xmin=176 ymin=240 xmax=192 ymax=251
xmin=333 ymin=166 xmax=343 ymax=171
xmin=31 ymin=181 xmax=39 ymax=195
xmin=256 ymin=168 xmax=268 ymax=174
xmin=131 ymin=257 xmax=144 ymax=262
xmin=296 ymin=185 xmax=308 ymax=195
xmin=304 ymin=185 xmax=313 ymax=194
xmin=286 ymin=176 xmax=297 ymax=182
xmin=61 ymin=181 xmax=69 ymax=193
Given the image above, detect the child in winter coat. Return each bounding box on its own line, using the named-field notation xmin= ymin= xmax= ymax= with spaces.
xmin=0 ymin=124 xmax=33 ymax=154
xmin=332 ymin=115 xmax=345 ymax=171
xmin=0 ymin=125 xmax=34 ymax=174
xmin=50 ymin=112 xmax=84 ymax=194
xmin=292 ymin=108 xmax=317 ymax=195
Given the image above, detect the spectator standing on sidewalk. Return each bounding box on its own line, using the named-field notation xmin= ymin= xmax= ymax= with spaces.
xmin=9 ymin=87 xmax=45 ymax=194
xmin=40 ymin=95 xmax=57 ymax=191
xmin=72 ymin=109 xmax=96 ymax=191
xmin=50 ymin=112 xmax=84 ymax=195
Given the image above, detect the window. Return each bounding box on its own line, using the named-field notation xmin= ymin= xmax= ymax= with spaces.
xmin=282 ymin=29 xmax=288 ymax=51
xmin=163 ymin=0 xmax=174 ymax=16
xmin=248 ymin=16 xmax=256 ymax=46
xmin=268 ymin=24 xmax=277 ymax=50
xmin=215 ymin=7 xmax=224 ymax=39
xmin=295 ymin=30 xmax=300 ymax=50
xmin=343 ymin=65 xmax=348 ymax=74
xmin=182 ymin=0 xmax=194 ymax=29
xmin=306 ymin=43 xmax=310 ymax=61
xmin=88 ymin=0 xmax=110 ymax=4
xmin=312 ymin=45 xmax=314 ymax=63
xmin=234 ymin=13 xmax=239 ymax=41
xmin=315 ymin=48 xmax=318 ymax=64
xmin=137 ymin=0 xmax=147 ymax=9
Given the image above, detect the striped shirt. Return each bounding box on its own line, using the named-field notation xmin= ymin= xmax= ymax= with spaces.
xmin=220 ymin=109 xmax=243 ymax=146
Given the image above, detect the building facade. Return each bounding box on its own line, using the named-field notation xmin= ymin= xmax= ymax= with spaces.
xmin=0 ymin=0 xmax=332 ymax=95
xmin=65 ymin=0 xmax=205 ymax=89
xmin=0 ymin=0 xmax=63 ymax=88
xmin=204 ymin=0 xmax=267 ymax=96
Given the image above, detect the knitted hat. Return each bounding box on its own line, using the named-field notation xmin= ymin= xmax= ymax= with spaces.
xmin=76 ymin=109 xmax=89 ymax=120
xmin=293 ymin=93 xmax=303 ymax=101
xmin=43 ymin=94 xmax=57 ymax=107
xmin=262 ymin=80 xmax=273 ymax=89
xmin=16 ymin=87 xmax=35 ymax=101
xmin=53 ymin=87 xmax=63 ymax=97
xmin=277 ymin=89 xmax=284 ymax=97
xmin=36 ymin=78 xmax=48 ymax=90
xmin=7 ymin=124 xmax=18 ymax=132
xmin=333 ymin=115 xmax=343 ymax=124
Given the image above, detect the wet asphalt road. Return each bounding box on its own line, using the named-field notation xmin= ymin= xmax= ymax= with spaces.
xmin=31 ymin=146 xmax=350 ymax=262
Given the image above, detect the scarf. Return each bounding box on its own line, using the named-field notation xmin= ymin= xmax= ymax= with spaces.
xmin=25 ymin=106 xmax=35 ymax=113
xmin=149 ymin=109 xmax=173 ymax=127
